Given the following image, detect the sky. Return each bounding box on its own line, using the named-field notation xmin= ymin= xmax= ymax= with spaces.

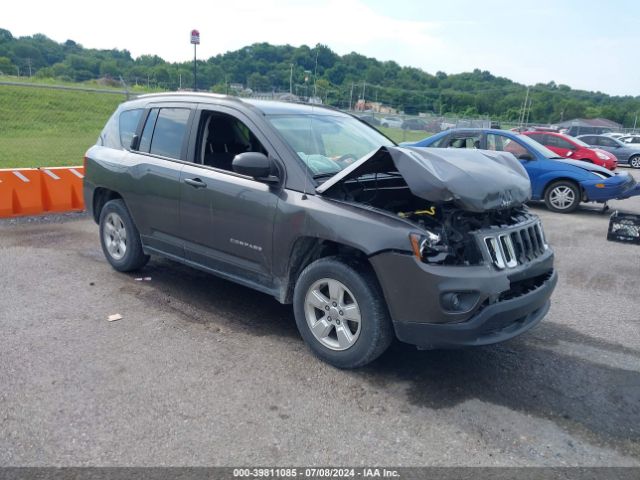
xmin=3 ymin=0 xmax=639 ymax=96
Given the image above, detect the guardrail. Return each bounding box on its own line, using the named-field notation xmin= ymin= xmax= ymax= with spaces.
xmin=0 ymin=166 xmax=85 ymax=218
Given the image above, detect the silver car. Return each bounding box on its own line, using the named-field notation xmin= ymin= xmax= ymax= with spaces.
xmin=577 ymin=134 xmax=640 ymax=168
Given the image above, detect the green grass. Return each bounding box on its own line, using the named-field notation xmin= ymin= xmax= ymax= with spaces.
xmin=377 ymin=126 xmax=432 ymax=144
xmin=0 ymin=85 xmax=125 ymax=168
xmin=0 ymin=82 xmax=435 ymax=169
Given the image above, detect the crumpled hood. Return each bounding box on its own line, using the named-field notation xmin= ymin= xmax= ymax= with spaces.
xmin=556 ymin=158 xmax=612 ymax=175
xmin=317 ymin=146 xmax=532 ymax=212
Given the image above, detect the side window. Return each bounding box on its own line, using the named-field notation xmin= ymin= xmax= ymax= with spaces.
xmin=554 ymin=137 xmax=574 ymax=150
xmin=139 ymin=109 xmax=159 ymax=153
xmin=581 ymin=136 xmax=595 ymax=145
xmin=119 ymin=109 xmax=143 ymax=149
xmin=446 ymin=134 xmax=481 ymax=149
xmin=487 ymin=134 xmax=528 ymax=158
xmin=199 ymin=111 xmax=267 ymax=171
xmin=149 ymin=108 xmax=191 ymax=159
xmin=529 ymin=134 xmax=548 ymax=146
xmin=434 ymin=134 xmax=452 ymax=148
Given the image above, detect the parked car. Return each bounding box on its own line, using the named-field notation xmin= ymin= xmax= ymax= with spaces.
xmin=354 ymin=113 xmax=380 ymax=127
xmin=577 ymin=134 xmax=640 ymax=168
xmin=522 ymin=131 xmax=617 ymax=170
xmin=603 ymin=132 xmax=626 ymax=139
xmin=407 ymin=128 xmax=640 ymax=213
xmin=84 ymin=94 xmax=557 ymax=368
xmin=380 ymin=116 xmax=403 ymax=128
xmin=401 ymin=118 xmax=428 ymax=131
xmin=619 ymin=134 xmax=640 ymax=146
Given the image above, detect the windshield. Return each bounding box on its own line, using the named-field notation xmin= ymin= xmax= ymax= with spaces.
xmin=267 ymin=113 xmax=395 ymax=176
xmin=516 ymin=133 xmax=562 ymax=159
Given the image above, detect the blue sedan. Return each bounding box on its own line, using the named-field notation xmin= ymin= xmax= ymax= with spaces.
xmin=406 ymin=128 xmax=640 ymax=213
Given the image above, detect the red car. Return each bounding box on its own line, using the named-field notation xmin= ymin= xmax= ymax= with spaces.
xmin=522 ymin=131 xmax=618 ymax=170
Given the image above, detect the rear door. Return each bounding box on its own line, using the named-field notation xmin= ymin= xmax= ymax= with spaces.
xmin=126 ymin=103 xmax=195 ymax=257
xmin=178 ymin=105 xmax=281 ymax=291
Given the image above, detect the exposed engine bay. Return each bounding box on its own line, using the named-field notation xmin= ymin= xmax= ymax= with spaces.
xmin=324 ymin=171 xmax=534 ymax=265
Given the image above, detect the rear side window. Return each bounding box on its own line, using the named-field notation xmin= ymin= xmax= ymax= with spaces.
xmin=119 ymin=109 xmax=143 ymax=149
xmin=139 ymin=109 xmax=159 ymax=153
xmin=149 ymin=108 xmax=191 ymax=159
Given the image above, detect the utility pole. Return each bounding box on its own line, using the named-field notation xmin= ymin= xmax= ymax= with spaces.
xmin=26 ymin=58 xmax=32 ymax=78
xmin=634 ymin=113 xmax=638 ymax=132
xmin=519 ymin=86 xmax=530 ymax=127
xmin=349 ymin=83 xmax=354 ymax=111
xmin=524 ymin=98 xmax=532 ymax=125
xmin=361 ymin=81 xmax=366 ymax=100
xmin=289 ymin=64 xmax=293 ymax=94
xmin=179 ymin=73 xmax=182 ymax=90
xmin=313 ymin=48 xmax=319 ymax=98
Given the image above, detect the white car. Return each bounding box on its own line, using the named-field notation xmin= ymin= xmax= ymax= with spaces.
xmin=620 ymin=134 xmax=640 ymax=146
xmin=603 ymin=132 xmax=626 ymax=139
xmin=380 ymin=116 xmax=403 ymax=128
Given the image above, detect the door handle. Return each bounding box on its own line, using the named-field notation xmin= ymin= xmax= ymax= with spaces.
xmin=184 ymin=178 xmax=207 ymax=188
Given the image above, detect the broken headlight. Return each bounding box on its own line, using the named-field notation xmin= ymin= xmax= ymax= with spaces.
xmin=409 ymin=231 xmax=450 ymax=264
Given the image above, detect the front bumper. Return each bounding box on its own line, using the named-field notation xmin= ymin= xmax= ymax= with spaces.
xmin=370 ymin=250 xmax=556 ymax=348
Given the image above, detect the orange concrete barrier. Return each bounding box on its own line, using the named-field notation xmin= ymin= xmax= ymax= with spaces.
xmin=0 ymin=166 xmax=85 ymax=218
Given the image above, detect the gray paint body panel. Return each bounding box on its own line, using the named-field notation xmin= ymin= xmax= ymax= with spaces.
xmin=84 ymin=93 xmax=556 ymax=348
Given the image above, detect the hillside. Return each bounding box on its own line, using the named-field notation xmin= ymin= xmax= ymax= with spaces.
xmin=1 ymin=27 xmax=639 ymax=125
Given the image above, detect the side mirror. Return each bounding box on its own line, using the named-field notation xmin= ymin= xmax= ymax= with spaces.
xmin=130 ymin=134 xmax=140 ymax=151
xmin=518 ymin=153 xmax=533 ymax=161
xmin=232 ymin=152 xmax=279 ymax=184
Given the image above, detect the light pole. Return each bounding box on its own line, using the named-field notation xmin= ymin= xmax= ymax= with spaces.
xmin=190 ymin=29 xmax=200 ymax=91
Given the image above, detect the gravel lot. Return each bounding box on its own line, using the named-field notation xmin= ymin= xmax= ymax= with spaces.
xmin=1 ymin=169 xmax=639 ymax=467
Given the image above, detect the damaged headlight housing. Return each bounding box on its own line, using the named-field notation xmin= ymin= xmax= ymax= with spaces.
xmin=409 ymin=231 xmax=449 ymax=263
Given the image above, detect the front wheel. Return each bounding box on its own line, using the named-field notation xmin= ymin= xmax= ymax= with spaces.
xmin=629 ymin=155 xmax=640 ymax=169
xmin=99 ymin=199 xmax=149 ymax=272
xmin=544 ymin=181 xmax=581 ymax=213
xmin=293 ymin=257 xmax=393 ymax=368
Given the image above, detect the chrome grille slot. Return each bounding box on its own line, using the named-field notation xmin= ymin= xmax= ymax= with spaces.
xmin=479 ymin=220 xmax=548 ymax=270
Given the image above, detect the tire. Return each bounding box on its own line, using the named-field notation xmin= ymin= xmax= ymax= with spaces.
xmin=544 ymin=181 xmax=581 ymax=213
xmin=99 ymin=199 xmax=149 ymax=272
xmin=629 ymin=155 xmax=640 ymax=169
xmin=293 ymin=256 xmax=393 ymax=369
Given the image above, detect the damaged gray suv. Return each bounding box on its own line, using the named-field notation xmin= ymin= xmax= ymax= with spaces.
xmin=84 ymin=93 xmax=557 ymax=368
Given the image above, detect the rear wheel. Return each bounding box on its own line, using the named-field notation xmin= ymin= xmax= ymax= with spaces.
xmin=99 ymin=199 xmax=149 ymax=272
xmin=629 ymin=155 xmax=640 ymax=169
xmin=544 ymin=181 xmax=580 ymax=213
xmin=293 ymin=257 xmax=393 ymax=369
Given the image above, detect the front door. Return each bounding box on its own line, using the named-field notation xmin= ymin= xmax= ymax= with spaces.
xmin=179 ymin=107 xmax=280 ymax=291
